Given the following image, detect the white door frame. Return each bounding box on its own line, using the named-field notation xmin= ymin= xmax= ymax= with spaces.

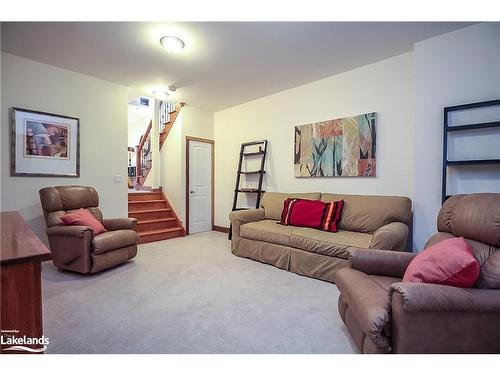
xmin=186 ymin=136 xmax=214 ymax=235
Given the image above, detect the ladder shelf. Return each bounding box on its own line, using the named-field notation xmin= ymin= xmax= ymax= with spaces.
xmin=442 ymin=99 xmax=500 ymax=203
xmin=229 ymin=140 xmax=268 ymax=239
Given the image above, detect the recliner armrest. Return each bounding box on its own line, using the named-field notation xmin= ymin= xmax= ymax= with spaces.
xmin=102 ymin=218 xmax=137 ymax=231
xmin=46 ymin=225 xmax=93 ymax=237
xmin=229 ymin=208 xmax=265 ymax=238
xmin=349 ymin=248 xmax=416 ymax=278
xmin=389 ymin=282 xmax=500 ymax=313
xmin=370 ymin=222 xmax=409 ymax=251
xmin=46 ymin=225 xmax=93 ymax=273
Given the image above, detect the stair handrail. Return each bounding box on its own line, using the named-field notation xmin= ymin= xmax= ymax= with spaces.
xmin=159 ymin=102 xmax=185 ymax=150
xmin=135 ymin=120 xmax=153 ymax=188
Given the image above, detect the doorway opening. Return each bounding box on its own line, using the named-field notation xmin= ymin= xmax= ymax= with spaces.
xmin=127 ymin=96 xmax=153 ymax=191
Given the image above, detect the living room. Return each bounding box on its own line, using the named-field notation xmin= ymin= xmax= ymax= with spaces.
xmin=1 ymin=1 xmax=499 ymax=373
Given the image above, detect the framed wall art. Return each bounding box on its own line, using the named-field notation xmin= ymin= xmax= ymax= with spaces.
xmin=11 ymin=107 xmax=80 ymax=177
xmin=294 ymin=112 xmax=376 ymax=177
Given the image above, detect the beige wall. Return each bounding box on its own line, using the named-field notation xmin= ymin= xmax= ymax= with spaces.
xmin=413 ymin=23 xmax=500 ymax=248
xmin=0 ymin=53 xmax=129 ymax=243
xmin=0 ymin=27 xmax=3 ymax=215
xmin=214 ymin=52 xmax=415 ymax=228
xmin=160 ymin=109 xmax=183 ymax=222
xmin=160 ymin=105 xmax=214 ymax=226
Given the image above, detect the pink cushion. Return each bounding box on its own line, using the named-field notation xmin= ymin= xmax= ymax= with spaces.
xmin=403 ymin=237 xmax=480 ymax=288
xmin=61 ymin=208 xmax=107 ymax=235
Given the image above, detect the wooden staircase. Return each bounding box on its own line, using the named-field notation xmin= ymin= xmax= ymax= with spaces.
xmin=159 ymin=102 xmax=185 ymax=150
xmin=128 ymin=191 xmax=185 ymax=244
xmin=134 ymin=120 xmax=153 ymax=191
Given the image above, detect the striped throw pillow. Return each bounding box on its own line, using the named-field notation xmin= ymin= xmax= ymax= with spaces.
xmin=280 ymin=198 xmax=344 ymax=233
xmin=322 ymin=199 xmax=344 ymax=232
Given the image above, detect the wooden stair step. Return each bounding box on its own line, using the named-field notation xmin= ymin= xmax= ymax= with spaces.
xmin=138 ymin=227 xmax=185 ymax=244
xmin=129 ymin=208 xmax=172 ymax=221
xmin=128 ymin=192 xmax=163 ymax=201
xmin=139 ymin=227 xmax=184 ymax=236
xmin=129 ymin=199 xmax=166 ymax=204
xmin=138 ymin=218 xmax=177 ymax=224
xmin=128 ymin=189 xmax=185 ymax=243
xmin=137 ymin=217 xmax=178 ymax=231
xmin=128 ymin=200 xmax=168 ymax=210
xmin=129 ymin=208 xmax=171 ymax=214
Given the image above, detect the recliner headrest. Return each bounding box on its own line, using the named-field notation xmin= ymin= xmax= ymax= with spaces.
xmin=437 ymin=193 xmax=500 ymax=247
xmin=39 ymin=186 xmax=99 ymax=212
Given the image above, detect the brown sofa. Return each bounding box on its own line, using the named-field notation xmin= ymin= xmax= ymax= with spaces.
xmin=335 ymin=193 xmax=500 ymax=353
xmin=39 ymin=186 xmax=138 ymax=274
xmin=229 ymin=192 xmax=412 ymax=283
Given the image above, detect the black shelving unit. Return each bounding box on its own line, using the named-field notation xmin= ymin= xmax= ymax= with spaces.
xmin=228 ymin=140 xmax=268 ymax=239
xmin=442 ymin=99 xmax=500 ymax=203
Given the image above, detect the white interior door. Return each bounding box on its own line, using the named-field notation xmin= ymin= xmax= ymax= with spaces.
xmin=189 ymin=140 xmax=212 ymax=234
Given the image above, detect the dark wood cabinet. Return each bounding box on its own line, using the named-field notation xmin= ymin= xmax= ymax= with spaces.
xmin=1 ymin=211 xmax=50 ymax=354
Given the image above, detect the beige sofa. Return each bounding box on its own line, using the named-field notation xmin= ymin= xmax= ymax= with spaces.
xmin=229 ymin=192 xmax=412 ymax=283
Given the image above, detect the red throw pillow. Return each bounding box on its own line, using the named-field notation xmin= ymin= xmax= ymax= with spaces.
xmin=403 ymin=237 xmax=480 ymax=288
xmin=280 ymin=198 xmax=344 ymax=232
xmin=321 ymin=199 xmax=344 ymax=232
xmin=61 ymin=208 xmax=107 ymax=235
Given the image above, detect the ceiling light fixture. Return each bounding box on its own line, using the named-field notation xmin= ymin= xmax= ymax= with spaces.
xmin=152 ymin=86 xmax=176 ymax=100
xmin=160 ymin=36 xmax=185 ymax=54
xmin=152 ymin=89 xmax=169 ymax=99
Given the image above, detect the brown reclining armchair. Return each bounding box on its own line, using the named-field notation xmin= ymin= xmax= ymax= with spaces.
xmin=39 ymin=186 xmax=138 ymax=274
xmin=334 ymin=193 xmax=500 ymax=353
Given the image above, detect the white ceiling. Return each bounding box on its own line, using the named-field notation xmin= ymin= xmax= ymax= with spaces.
xmin=1 ymin=22 xmax=473 ymax=111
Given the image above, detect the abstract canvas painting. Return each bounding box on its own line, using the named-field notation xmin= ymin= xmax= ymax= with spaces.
xmin=294 ymin=112 xmax=376 ymax=177
xmin=24 ymin=121 xmax=69 ymax=159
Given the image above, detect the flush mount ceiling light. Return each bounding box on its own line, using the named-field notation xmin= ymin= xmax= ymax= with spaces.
xmin=152 ymin=86 xmax=176 ymax=100
xmin=160 ymin=36 xmax=185 ymax=54
xmin=152 ymin=89 xmax=169 ymax=99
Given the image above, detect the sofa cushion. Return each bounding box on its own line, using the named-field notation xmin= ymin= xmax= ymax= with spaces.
xmin=240 ymin=219 xmax=372 ymax=259
xmin=321 ymin=193 xmax=411 ymax=233
xmin=403 ymin=237 xmax=480 ymax=288
xmin=260 ymin=192 xmax=321 ymax=220
xmin=92 ymin=229 xmax=138 ymax=255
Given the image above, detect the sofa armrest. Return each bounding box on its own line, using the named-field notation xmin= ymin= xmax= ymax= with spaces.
xmin=102 ymin=218 xmax=137 ymax=231
xmin=390 ymin=282 xmax=500 ymax=313
xmin=349 ymin=248 xmax=416 ymax=278
xmin=370 ymin=222 xmax=409 ymax=251
xmin=229 ymin=208 xmax=265 ymax=238
xmin=46 ymin=225 xmax=93 ymax=237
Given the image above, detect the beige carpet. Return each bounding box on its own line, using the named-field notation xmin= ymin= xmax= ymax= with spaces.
xmin=41 ymin=231 xmax=357 ymax=353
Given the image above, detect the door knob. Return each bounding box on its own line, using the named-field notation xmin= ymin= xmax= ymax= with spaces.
xmin=190 ymin=190 xmax=195 ymax=193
